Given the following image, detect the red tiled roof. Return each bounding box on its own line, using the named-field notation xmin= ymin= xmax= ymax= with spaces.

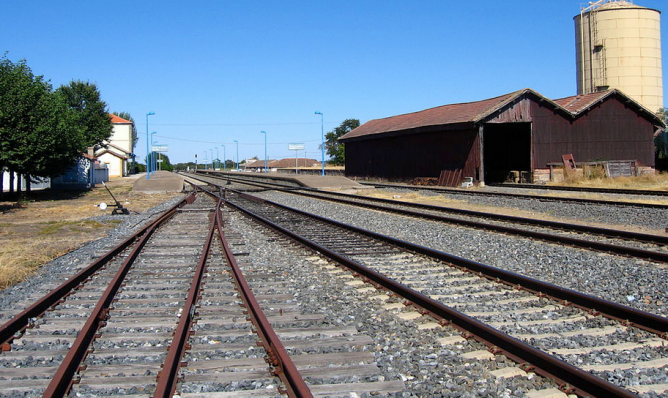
xmin=246 ymin=159 xmax=277 ymax=168
xmin=272 ymin=158 xmax=320 ymax=168
xmin=109 ymin=114 xmax=132 ymax=124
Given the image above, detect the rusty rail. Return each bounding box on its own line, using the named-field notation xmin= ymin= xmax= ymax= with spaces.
xmin=153 ymin=198 xmax=218 ymax=397
xmin=214 ymin=200 xmax=313 ymax=398
xmin=186 ymin=173 xmax=668 ymax=247
xmin=0 ymin=193 xmax=196 ymax=351
xmin=42 ymin=196 xmax=188 ymax=397
xmin=224 ymin=191 xmax=648 ymax=398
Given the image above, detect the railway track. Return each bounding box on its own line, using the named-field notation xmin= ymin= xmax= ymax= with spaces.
xmin=0 ymin=190 xmax=403 ymax=397
xmin=486 ymin=183 xmax=668 ymax=198
xmin=220 ymin=188 xmax=668 ymax=397
xmin=186 ymin=173 xmax=668 ymax=264
xmin=360 ymin=181 xmax=668 ymax=210
xmin=3 ymin=174 xmax=667 ymax=397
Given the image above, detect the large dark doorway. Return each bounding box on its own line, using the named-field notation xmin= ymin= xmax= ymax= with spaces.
xmin=483 ymin=123 xmax=531 ymax=183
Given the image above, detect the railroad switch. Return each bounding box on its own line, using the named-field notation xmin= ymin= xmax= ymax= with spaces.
xmin=99 ymin=182 xmax=130 ymax=215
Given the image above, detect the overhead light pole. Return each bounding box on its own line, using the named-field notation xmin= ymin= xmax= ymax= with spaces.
xmin=220 ymin=144 xmax=226 ymax=171
xmin=260 ymin=131 xmax=267 ymax=173
xmin=145 ymin=112 xmax=155 ymax=179
xmin=151 ymin=132 xmax=157 ymax=175
xmin=315 ymin=111 xmax=324 ymax=176
xmin=214 ymin=146 xmax=219 ymax=169
xmin=234 ymin=140 xmax=239 ymax=171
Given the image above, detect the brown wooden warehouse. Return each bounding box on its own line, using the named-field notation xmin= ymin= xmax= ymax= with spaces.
xmin=339 ymin=88 xmax=665 ymax=185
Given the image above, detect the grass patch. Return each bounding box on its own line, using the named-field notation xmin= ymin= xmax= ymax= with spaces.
xmin=552 ymin=171 xmax=668 ymax=190
xmin=39 ymin=220 xmax=111 ymax=235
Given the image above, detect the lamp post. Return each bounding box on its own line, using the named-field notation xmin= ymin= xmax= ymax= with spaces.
xmin=209 ymin=149 xmax=213 ymax=170
xmin=203 ymin=152 xmax=208 ymax=170
xmin=145 ymin=112 xmax=155 ymax=179
xmin=260 ymin=131 xmax=267 ymax=173
xmin=151 ymin=132 xmax=157 ymax=175
xmin=214 ymin=147 xmax=219 ymax=170
xmin=315 ymin=111 xmax=324 ymax=176
xmin=220 ymin=145 xmax=226 ymax=171
xmin=234 ymin=140 xmax=239 ymax=171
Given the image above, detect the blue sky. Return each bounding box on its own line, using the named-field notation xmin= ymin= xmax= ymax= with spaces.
xmin=2 ymin=0 xmax=666 ymax=164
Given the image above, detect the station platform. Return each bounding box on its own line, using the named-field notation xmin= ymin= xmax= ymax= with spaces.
xmin=132 ymin=171 xmax=185 ymax=193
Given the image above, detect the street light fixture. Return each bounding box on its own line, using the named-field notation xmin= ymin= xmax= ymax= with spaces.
xmin=145 ymin=112 xmax=155 ymax=179
xmin=151 ymin=132 xmax=158 ymax=175
xmin=234 ymin=140 xmax=239 ymax=171
xmin=220 ymin=145 xmax=226 ymax=171
xmin=260 ymin=131 xmax=267 ymax=173
xmin=315 ymin=111 xmax=324 ymax=176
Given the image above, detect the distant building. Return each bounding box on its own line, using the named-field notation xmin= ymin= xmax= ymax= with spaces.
xmin=340 ymin=88 xmax=664 ymax=185
xmin=245 ymin=158 xmax=321 ymax=172
xmin=96 ymin=114 xmax=134 ymax=177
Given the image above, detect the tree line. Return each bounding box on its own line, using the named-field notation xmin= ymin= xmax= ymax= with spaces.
xmin=0 ymin=54 xmax=116 ymax=195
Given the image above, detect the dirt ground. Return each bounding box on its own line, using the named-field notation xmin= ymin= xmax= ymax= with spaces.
xmin=0 ymin=174 xmax=184 ymax=289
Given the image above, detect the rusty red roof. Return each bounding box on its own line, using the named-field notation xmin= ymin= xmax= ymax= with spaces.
xmin=552 ymin=91 xmax=615 ymax=113
xmin=340 ymin=88 xmax=663 ymax=142
xmin=340 ymin=89 xmax=529 ymax=141
xmin=109 ymin=114 xmax=132 ymax=124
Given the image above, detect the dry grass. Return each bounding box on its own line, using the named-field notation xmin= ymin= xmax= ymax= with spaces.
xmin=556 ymin=171 xmax=668 ymax=190
xmin=0 ymin=175 xmax=183 ymax=290
xmin=355 ymin=190 xmax=466 ymax=206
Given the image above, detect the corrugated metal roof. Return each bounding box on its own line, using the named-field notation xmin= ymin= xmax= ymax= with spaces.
xmin=340 ymin=90 xmax=524 ymax=141
xmin=340 ymin=88 xmax=664 ymax=142
xmin=552 ymin=91 xmax=612 ymax=112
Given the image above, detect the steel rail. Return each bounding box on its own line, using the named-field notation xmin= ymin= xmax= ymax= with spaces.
xmin=0 ymin=193 xmax=196 ymax=351
xmin=361 ymin=181 xmax=668 ymax=209
xmin=185 ymin=174 xmax=668 ymax=262
xmin=283 ymin=189 xmax=668 ymax=262
xmin=43 ymin=196 xmax=188 ymax=397
xmin=186 ymin=173 xmax=668 ymax=245
xmin=214 ymin=200 xmax=313 ymax=398
xmin=187 ymin=170 xmax=668 ymax=209
xmin=153 ymin=198 xmax=218 ymax=397
xmin=488 ymin=182 xmax=668 ymax=197
xmin=227 ymin=190 xmax=668 ymax=337
xmin=223 ymin=191 xmax=641 ymax=398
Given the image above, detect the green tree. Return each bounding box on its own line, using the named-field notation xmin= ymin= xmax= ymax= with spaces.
xmin=56 ymin=80 xmax=112 ymax=149
xmin=324 ymin=118 xmax=360 ymax=165
xmin=153 ymin=153 xmax=174 ymax=172
xmin=0 ymin=56 xmax=85 ymax=193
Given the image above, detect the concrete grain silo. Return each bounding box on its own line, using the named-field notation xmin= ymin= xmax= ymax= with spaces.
xmin=574 ymin=0 xmax=663 ymax=113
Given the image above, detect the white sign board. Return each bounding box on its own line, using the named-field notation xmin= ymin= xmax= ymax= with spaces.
xmin=152 ymin=145 xmax=168 ymax=152
xmin=288 ymin=143 xmax=305 ymax=151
